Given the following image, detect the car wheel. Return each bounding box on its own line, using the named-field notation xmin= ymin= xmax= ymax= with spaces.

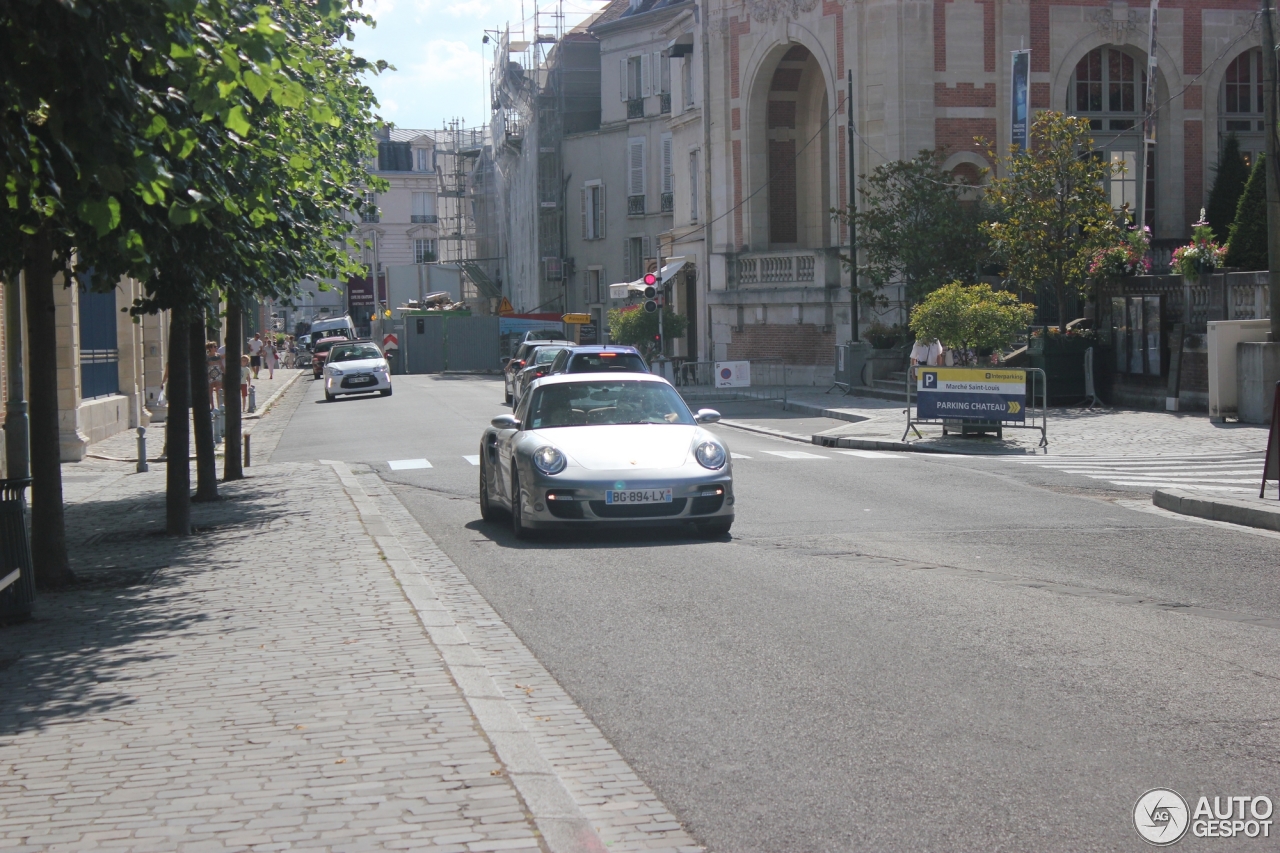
xmin=380 ymin=387 xmax=392 ymax=397
xmin=325 ymin=390 xmax=335 ymax=402
xmin=510 ymin=472 xmax=532 ymax=540
xmin=504 ymin=389 xmax=512 ymax=405
xmin=479 ymin=455 xmax=501 ymax=523
xmin=695 ymin=519 xmax=733 ymax=539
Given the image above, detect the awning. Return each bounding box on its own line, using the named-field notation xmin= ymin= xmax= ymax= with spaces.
xmin=606 ymin=258 xmax=691 ymax=300
xmin=659 ymin=257 xmax=689 ymax=283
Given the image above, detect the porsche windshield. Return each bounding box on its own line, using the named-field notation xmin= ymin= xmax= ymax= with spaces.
xmin=527 ymin=381 xmax=695 ymax=428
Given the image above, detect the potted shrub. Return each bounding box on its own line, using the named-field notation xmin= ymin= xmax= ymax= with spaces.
xmin=1172 ymin=210 xmax=1227 ymax=280
xmin=909 ymin=282 xmax=1035 ymax=365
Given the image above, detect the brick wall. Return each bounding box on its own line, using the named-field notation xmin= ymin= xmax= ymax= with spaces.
xmin=1031 ymin=82 xmax=1050 ymax=109
xmin=726 ymin=323 xmax=836 ymax=364
xmin=934 ymin=0 xmax=995 ymax=73
xmin=934 ymin=82 xmax=996 ymax=108
xmin=935 ymin=118 xmax=996 ymax=158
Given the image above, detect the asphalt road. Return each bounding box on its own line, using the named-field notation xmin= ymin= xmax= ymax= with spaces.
xmin=274 ymin=372 xmax=1280 ymax=852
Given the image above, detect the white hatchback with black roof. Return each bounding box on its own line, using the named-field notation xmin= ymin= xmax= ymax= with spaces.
xmin=322 ymin=340 xmax=392 ymax=401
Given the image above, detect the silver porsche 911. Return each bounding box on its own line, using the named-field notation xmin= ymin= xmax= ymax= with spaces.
xmin=478 ymin=374 xmax=734 ymax=539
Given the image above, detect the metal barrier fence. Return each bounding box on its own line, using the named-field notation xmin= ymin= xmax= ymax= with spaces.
xmin=674 ymin=358 xmax=789 ymax=405
xmin=903 ymin=366 xmax=1048 ymax=448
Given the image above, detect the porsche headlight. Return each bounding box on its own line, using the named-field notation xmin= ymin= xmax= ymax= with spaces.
xmin=532 ymin=445 xmax=567 ymax=475
xmin=694 ymin=441 xmax=726 ymax=470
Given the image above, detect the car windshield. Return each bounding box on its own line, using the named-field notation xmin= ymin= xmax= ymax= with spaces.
xmin=568 ymin=353 xmax=648 ymax=373
xmin=331 ymin=345 xmax=381 ymax=362
xmin=527 ymin=381 xmax=694 ymax=428
xmin=532 ymin=348 xmax=562 ymax=365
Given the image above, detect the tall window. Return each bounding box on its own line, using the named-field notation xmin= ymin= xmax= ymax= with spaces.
xmin=1222 ymin=50 xmax=1268 ymax=164
xmin=626 ymin=236 xmax=646 ymax=281
xmin=627 ymin=137 xmax=646 ymax=215
xmin=689 ymin=150 xmax=699 ymax=222
xmin=360 ymin=191 xmax=379 ymax=223
xmin=414 ymin=147 xmax=433 ymax=171
xmin=412 ymin=192 xmax=436 ymax=223
xmin=79 ymin=286 xmax=119 ymax=399
xmin=659 ymin=50 xmax=671 ymax=95
xmin=627 ymin=56 xmax=643 ymax=100
xmin=414 ymin=238 xmax=437 ymax=264
xmin=581 ymin=183 xmax=605 ymax=240
xmin=660 ymin=134 xmax=674 ymax=213
xmin=1068 ymin=46 xmax=1152 ymax=226
xmin=585 ymin=268 xmax=602 ymax=304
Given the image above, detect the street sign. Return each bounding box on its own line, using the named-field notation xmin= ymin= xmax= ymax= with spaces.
xmin=497 ymin=297 xmax=515 ymax=315
xmin=562 ymin=313 xmax=591 ymax=324
xmin=715 ymin=361 xmax=751 ymax=388
xmin=382 ymin=333 xmax=399 ymax=350
xmin=917 ymin=367 xmax=1026 ymax=422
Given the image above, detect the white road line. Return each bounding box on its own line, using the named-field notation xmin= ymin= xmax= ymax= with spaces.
xmin=731 ymin=453 xmax=752 ymax=459
xmin=462 ymin=455 xmax=480 ymax=466
xmin=388 ymin=458 xmax=432 ymax=470
xmin=835 ymin=450 xmax=904 ymax=459
xmin=1106 ymin=482 xmax=1255 ymax=491
xmin=763 ymin=450 xmax=827 ymax=459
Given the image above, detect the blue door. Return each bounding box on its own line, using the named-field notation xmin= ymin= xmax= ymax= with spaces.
xmin=79 ymin=288 xmax=119 ymax=399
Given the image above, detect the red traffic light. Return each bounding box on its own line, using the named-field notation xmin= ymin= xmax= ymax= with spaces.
xmin=643 ymin=273 xmax=657 ymax=286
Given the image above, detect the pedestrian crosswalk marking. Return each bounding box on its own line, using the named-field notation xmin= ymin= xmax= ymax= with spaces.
xmin=835 ymin=450 xmax=905 ymax=459
xmin=463 ymin=455 xmax=480 ymax=466
xmin=1003 ymin=451 xmax=1264 ymax=493
xmin=388 ymin=458 xmax=432 ymax=470
xmin=763 ymin=450 xmax=827 ymax=459
xmin=731 ymin=453 xmax=751 ymax=459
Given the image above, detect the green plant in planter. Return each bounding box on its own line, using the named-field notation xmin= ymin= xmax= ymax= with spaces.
xmin=1172 ymin=210 xmax=1228 ymax=277
xmin=909 ymin=282 xmax=1035 ymax=365
xmin=864 ymin=320 xmax=904 ymax=350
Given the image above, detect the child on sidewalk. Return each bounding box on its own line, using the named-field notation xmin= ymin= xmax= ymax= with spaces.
xmin=239 ymin=355 xmax=252 ymax=413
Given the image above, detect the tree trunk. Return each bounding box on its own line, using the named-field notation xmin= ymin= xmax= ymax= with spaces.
xmin=189 ymin=307 xmax=218 ymax=502
xmin=165 ymin=308 xmax=191 ymax=535
xmin=23 ymin=229 xmax=74 ymax=589
xmin=223 ymin=299 xmax=243 ymax=481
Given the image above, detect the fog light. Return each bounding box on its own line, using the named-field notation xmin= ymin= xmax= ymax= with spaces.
xmin=535 ymin=502 xmax=545 ymax=512
xmin=727 ymin=496 xmax=735 ymax=505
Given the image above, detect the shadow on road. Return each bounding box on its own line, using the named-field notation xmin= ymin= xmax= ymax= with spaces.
xmin=462 ymin=518 xmax=727 ymax=550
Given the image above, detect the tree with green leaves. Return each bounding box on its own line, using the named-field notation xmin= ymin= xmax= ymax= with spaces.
xmin=983 ymin=112 xmax=1119 ymax=330
xmin=0 ymin=0 xmax=384 ymax=578
xmin=1206 ymin=135 xmax=1250 ymax=243
xmin=908 ymin=282 xmax=1035 ymax=365
xmin=1227 ymin=154 xmax=1269 ymax=271
xmin=833 ymin=148 xmax=986 ymax=308
xmin=607 ymin=307 xmax=688 ymax=358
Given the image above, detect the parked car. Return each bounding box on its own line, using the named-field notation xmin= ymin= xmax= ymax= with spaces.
xmin=503 ymin=339 xmax=574 ymax=405
xmin=548 ymin=345 xmax=649 ymax=376
xmin=478 ymin=374 xmax=733 ymax=539
xmin=310 ymin=336 xmax=348 ymax=379
xmin=512 ymin=345 xmax=572 ymax=409
xmin=322 ymin=340 xmax=392 ymax=401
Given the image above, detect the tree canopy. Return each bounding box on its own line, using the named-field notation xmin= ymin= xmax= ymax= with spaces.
xmin=982 ymin=112 xmax=1119 ymax=329
xmin=835 ymin=148 xmax=986 ymax=308
xmin=1227 ymin=154 xmax=1268 ymax=271
xmin=1206 ymin=135 xmax=1250 ymax=244
xmin=908 ymin=282 xmax=1035 ymax=364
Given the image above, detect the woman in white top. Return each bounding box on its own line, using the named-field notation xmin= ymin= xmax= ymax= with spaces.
xmin=262 ymin=339 xmax=277 ymax=379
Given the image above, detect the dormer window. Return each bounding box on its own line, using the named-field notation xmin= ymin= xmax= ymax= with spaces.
xmin=415 ymin=147 xmax=432 ymax=172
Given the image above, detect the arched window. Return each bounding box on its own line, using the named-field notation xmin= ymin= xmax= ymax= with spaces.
xmin=1221 ymin=50 xmax=1266 ymax=164
xmin=1068 ymin=46 xmax=1152 ymax=227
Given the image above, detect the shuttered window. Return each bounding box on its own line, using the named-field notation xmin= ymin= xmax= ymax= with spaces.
xmin=627 ymin=138 xmax=645 ymax=215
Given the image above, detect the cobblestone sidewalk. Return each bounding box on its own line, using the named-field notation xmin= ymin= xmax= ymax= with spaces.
xmin=0 ymin=376 xmax=701 ymax=852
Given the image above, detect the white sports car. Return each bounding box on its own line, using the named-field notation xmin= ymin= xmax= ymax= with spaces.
xmin=478 ymin=374 xmax=734 ymax=539
xmin=323 ymin=341 xmax=392 ymax=401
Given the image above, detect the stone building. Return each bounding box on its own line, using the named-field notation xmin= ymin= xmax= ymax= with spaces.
xmin=699 ymin=0 xmax=1261 ymax=369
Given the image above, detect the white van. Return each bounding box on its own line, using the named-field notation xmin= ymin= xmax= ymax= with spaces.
xmin=309 ymin=315 xmax=356 ymax=342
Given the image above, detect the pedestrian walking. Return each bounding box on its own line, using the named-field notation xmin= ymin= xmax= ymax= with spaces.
xmin=248 ymin=333 xmax=263 ymax=379
xmin=206 ymin=342 xmax=224 ymax=409
xmin=239 ymin=355 xmax=252 ymax=412
xmin=263 ymin=338 xmax=277 ymax=380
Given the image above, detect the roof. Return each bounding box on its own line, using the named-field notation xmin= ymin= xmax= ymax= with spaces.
xmin=533 ymin=372 xmax=670 ymax=387
xmin=589 ymin=0 xmax=692 ymax=31
xmin=384 ymin=128 xmax=439 ymax=144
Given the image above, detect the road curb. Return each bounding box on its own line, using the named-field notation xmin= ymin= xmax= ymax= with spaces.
xmin=718 ymin=418 xmax=813 ymax=443
xmin=244 ymin=368 xmax=305 ymax=424
xmin=325 ymin=460 xmax=611 ymax=853
xmin=1152 ymin=488 xmax=1280 ymax=532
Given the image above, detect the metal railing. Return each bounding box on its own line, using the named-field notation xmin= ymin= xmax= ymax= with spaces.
xmin=627 ymin=98 xmax=645 ymax=119
xmin=660 ymin=192 xmax=673 ymax=213
xmin=674 ymin=357 xmax=789 ymax=404
xmin=628 ymin=195 xmax=645 ymax=216
xmin=660 ymin=93 xmax=671 ymax=114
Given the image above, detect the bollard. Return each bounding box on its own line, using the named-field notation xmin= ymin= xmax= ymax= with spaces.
xmin=244 ymin=434 xmax=251 ymax=467
xmin=210 ymin=409 xmax=221 ymax=445
xmin=247 ymin=385 xmax=257 ymax=413
xmin=215 ymin=405 xmax=225 ymax=443
xmin=135 ymin=427 xmax=148 ymax=473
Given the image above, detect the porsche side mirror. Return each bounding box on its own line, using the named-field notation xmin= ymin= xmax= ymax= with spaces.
xmin=491 ymin=414 xmax=520 ymax=430
xmin=694 ymin=409 xmax=721 ymax=424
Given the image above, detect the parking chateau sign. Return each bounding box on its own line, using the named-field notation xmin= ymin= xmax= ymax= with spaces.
xmin=916 ymin=368 xmax=1027 ymax=422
